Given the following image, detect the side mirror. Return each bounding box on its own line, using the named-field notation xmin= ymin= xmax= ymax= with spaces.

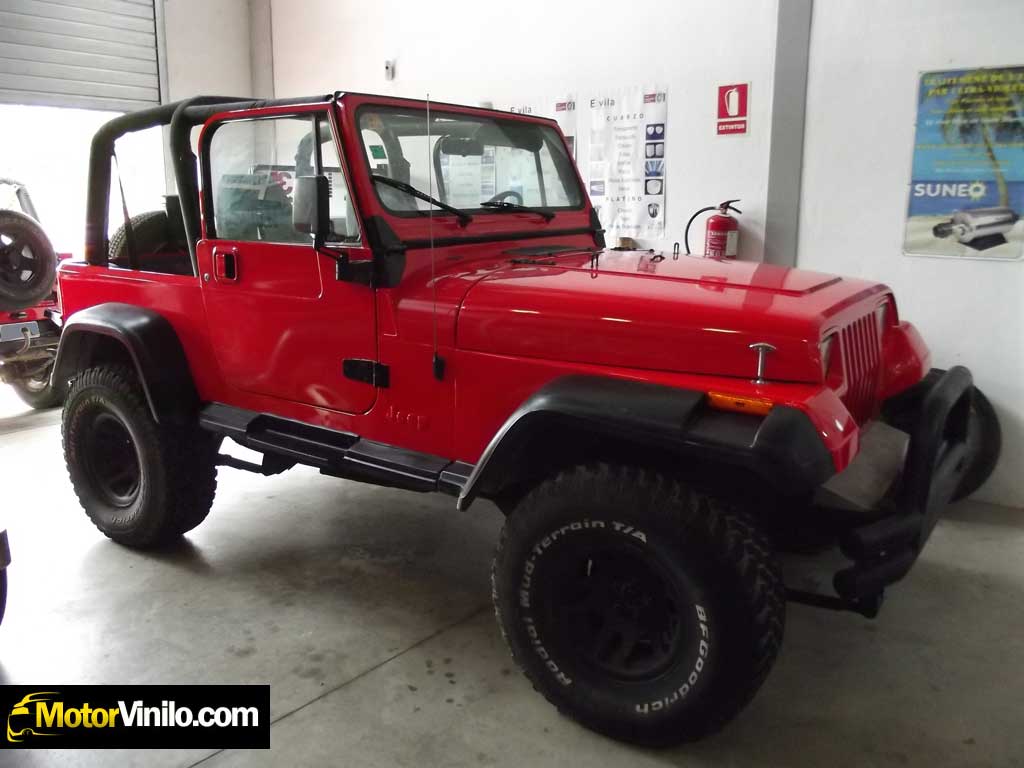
xmin=293 ymin=175 xmax=330 ymax=244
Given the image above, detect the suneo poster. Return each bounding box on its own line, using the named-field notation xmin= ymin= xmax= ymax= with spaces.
xmin=905 ymin=66 xmax=1024 ymax=260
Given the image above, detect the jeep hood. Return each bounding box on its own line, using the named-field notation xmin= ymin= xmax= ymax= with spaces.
xmin=455 ymin=249 xmax=889 ymax=383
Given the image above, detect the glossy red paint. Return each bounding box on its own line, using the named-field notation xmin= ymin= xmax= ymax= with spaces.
xmin=456 ymin=251 xmax=888 ymax=384
xmin=880 ymin=321 xmax=931 ymax=401
xmin=3 ymin=300 xmax=54 ymax=324
xmin=57 ymin=92 xmax=931 ymax=477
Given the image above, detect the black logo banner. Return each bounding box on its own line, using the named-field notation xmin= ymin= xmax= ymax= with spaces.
xmin=0 ymin=685 xmax=270 ymax=749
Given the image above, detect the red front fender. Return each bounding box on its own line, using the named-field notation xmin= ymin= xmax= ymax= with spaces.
xmin=880 ymin=321 xmax=932 ymax=401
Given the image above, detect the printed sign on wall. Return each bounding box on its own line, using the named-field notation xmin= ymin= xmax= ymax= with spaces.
xmin=716 ymin=83 xmax=748 ymax=136
xmin=553 ymin=96 xmax=578 ymax=158
xmin=504 ymin=94 xmax=577 ymax=155
xmin=587 ymin=86 xmax=668 ymax=240
xmin=905 ymin=66 xmax=1024 ymax=260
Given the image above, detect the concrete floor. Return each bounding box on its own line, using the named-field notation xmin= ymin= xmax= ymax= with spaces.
xmin=1 ymin=385 xmax=1023 ymax=768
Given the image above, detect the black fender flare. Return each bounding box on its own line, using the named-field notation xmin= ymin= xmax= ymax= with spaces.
xmin=51 ymin=303 xmax=198 ymax=423
xmin=456 ymin=375 xmax=836 ymax=510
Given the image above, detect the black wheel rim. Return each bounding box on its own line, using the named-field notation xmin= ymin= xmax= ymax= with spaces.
xmin=0 ymin=233 xmax=39 ymax=288
xmin=83 ymin=412 xmax=141 ymax=507
xmin=542 ymin=538 xmax=686 ymax=682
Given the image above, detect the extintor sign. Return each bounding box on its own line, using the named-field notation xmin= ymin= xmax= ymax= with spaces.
xmin=716 ymin=83 xmax=749 ymax=136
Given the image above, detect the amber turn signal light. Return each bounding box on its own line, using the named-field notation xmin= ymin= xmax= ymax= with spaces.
xmin=707 ymin=391 xmax=774 ymax=416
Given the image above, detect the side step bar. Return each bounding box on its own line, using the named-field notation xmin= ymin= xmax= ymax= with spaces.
xmin=199 ymin=403 xmax=474 ymax=497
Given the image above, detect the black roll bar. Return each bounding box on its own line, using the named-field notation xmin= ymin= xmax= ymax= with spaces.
xmin=85 ymin=94 xmax=334 ymax=272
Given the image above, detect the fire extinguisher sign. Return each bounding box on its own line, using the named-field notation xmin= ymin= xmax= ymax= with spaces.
xmin=716 ymin=83 xmax=749 ymax=136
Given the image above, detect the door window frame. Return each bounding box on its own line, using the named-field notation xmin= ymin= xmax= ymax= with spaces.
xmin=199 ymin=103 xmax=363 ymax=245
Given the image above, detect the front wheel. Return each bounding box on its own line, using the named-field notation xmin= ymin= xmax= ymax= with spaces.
xmin=62 ymin=365 xmax=219 ymax=548
xmin=491 ymin=464 xmax=785 ymax=745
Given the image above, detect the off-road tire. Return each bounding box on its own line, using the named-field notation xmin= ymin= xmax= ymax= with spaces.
xmin=62 ymin=365 xmax=219 ymax=548
xmin=492 ymin=463 xmax=785 ymax=746
xmin=109 ymin=210 xmax=171 ymax=267
xmin=954 ymin=385 xmax=1001 ymax=501
xmin=10 ymin=364 xmax=62 ymax=409
xmin=0 ymin=209 xmax=57 ymax=311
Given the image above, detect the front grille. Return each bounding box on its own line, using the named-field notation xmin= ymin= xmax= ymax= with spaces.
xmin=839 ymin=313 xmax=882 ymax=424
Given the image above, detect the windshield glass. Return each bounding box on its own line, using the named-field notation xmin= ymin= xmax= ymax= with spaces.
xmin=358 ymin=107 xmax=583 ymax=216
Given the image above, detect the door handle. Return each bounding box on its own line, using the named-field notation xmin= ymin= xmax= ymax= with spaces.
xmin=213 ymin=247 xmax=238 ymax=281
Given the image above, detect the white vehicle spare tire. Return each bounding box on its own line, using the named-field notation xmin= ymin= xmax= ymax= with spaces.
xmin=0 ymin=209 xmax=57 ymax=311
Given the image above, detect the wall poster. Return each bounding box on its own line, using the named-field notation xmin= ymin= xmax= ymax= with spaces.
xmin=587 ymin=86 xmax=667 ymax=241
xmin=905 ymin=66 xmax=1024 ymax=260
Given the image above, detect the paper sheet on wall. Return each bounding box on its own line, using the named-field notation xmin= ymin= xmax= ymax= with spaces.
xmin=587 ymin=86 xmax=667 ymax=241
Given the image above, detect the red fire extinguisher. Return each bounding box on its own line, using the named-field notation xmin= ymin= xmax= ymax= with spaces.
xmin=684 ymin=199 xmax=741 ymax=259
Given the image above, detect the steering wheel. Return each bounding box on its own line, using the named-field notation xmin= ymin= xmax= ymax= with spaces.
xmin=486 ymin=189 xmax=524 ymax=205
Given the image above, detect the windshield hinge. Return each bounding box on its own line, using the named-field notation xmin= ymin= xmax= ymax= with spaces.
xmin=335 ymin=253 xmax=375 ymax=286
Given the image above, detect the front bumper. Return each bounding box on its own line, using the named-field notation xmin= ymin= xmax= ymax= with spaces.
xmin=812 ymin=367 xmax=974 ymax=615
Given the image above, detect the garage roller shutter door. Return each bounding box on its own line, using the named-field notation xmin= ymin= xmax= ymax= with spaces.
xmin=0 ymin=0 xmax=160 ymax=111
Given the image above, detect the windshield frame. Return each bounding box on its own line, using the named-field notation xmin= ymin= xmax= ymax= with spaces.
xmin=354 ymin=104 xmax=585 ymax=222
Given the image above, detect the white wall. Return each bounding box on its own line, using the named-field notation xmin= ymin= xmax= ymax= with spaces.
xmin=270 ymin=0 xmax=781 ymax=259
xmin=163 ymin=0 xmax=254 ymax=101
xmin=799 ymin=0 xmax=1024 ymax=506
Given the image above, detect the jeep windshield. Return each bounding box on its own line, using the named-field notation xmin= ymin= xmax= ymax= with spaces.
xmin=358 ymin=107 xmax=583 ymax=221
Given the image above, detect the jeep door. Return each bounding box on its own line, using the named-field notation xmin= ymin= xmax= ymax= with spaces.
xmin=197 ymin=105 xmax=378 ymax=414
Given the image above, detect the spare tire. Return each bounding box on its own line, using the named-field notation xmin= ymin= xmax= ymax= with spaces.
xmin=0 ymin=209 xmax=57 ymax=311
xmin=109 ymin=210 xmax=171 ymax=267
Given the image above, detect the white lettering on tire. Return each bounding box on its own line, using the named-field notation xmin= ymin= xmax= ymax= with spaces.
xmin=634 ymin=604 xmax=711 ymax=714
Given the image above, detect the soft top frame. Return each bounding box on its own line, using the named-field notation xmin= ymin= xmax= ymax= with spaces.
xmin=85 ymin=94 xmax=332 ymax=271
xmin=85 ymin=91 xmax=564 ymax=273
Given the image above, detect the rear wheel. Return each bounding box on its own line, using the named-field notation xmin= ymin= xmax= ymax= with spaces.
xmin=10 ymin=364 xmax=62 ymax=409
xmin=0 ymin=210 xmax=56 ymax=311
xmin=492 ymin=463 xmax=785 ymax=745
xmin=62 ymin=365 xmax=219 ymax=548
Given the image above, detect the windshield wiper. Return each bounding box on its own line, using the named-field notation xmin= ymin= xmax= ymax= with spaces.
xmin=370 ymin=174 xmax=473 ymax=226
xmin=479 ymin=200 xmax=555 ymax=222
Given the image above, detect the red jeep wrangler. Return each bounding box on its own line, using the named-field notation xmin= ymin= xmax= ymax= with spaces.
xmin=54 ymin=93 xmax=1000 ymax=745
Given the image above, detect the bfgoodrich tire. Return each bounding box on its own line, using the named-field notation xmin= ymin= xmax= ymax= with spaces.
xmin=492 ymin=464 xmax=785 ymax=746
xmin=62 ymin=365 xmax=219 ymax=548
